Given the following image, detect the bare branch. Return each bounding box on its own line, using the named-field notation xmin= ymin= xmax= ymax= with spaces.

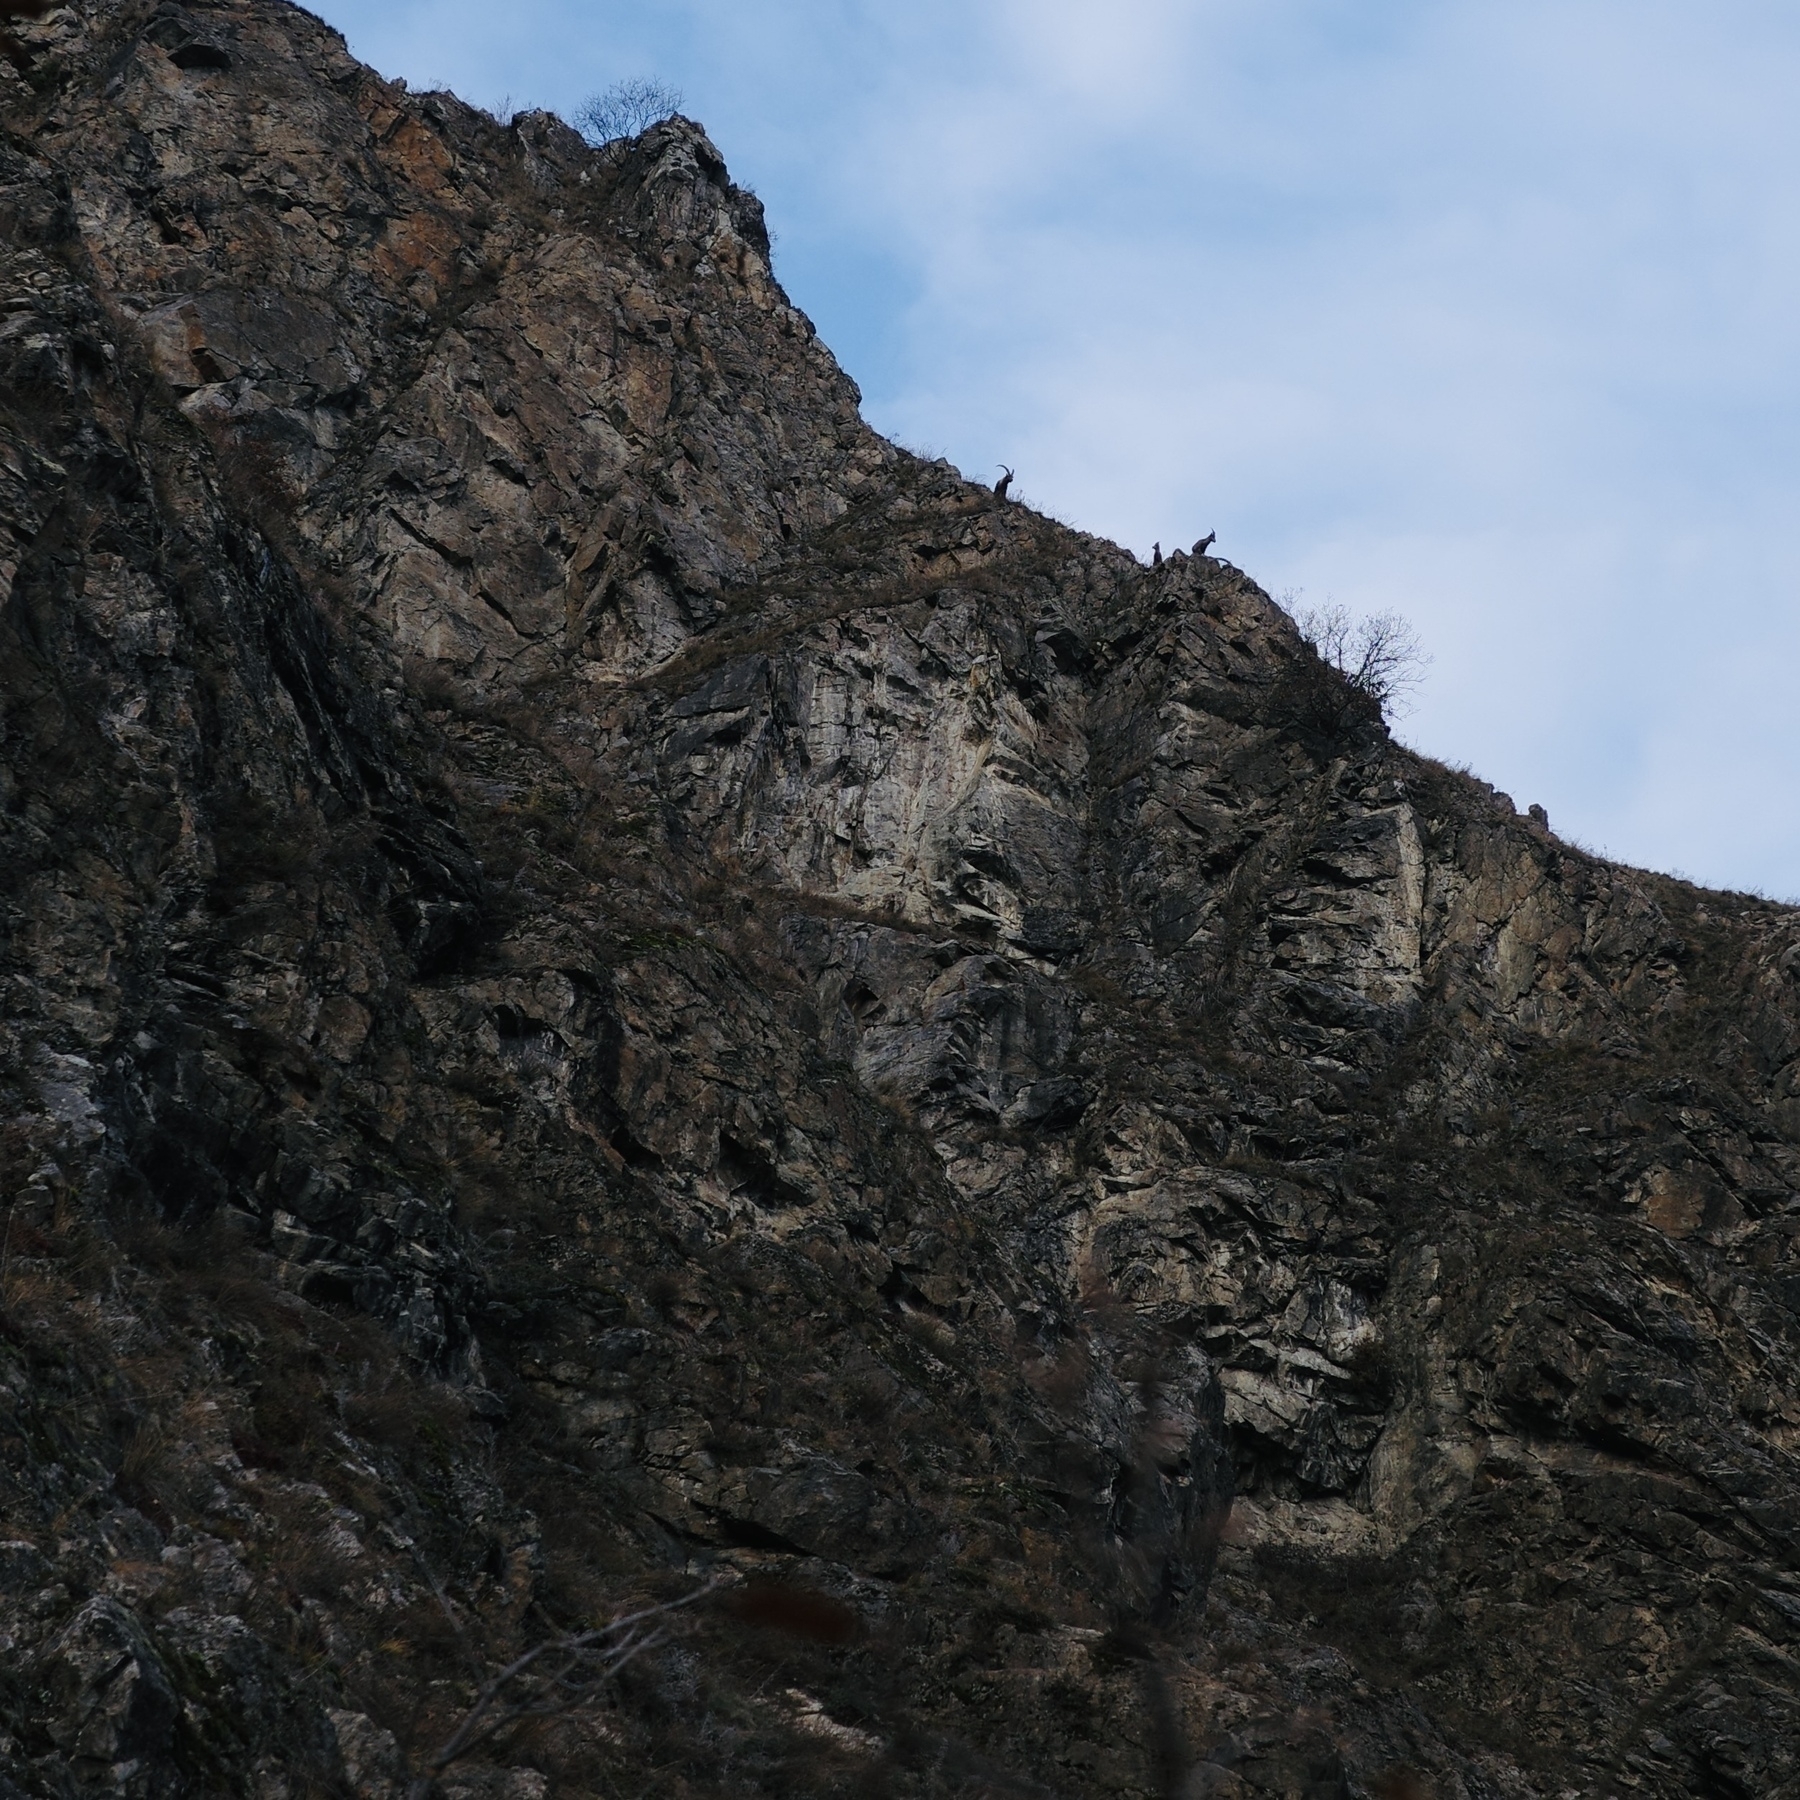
xmin=1292 ymin=600 xmax=1430 ymax=718
xmin=410 ymin=1574 xmax=724 ymax=1790
xmin=574 ymin=79 xmax=684 ymax=147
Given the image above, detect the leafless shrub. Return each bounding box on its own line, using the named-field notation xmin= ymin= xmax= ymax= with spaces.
xmin=1290 ymin=599 xmax=1429 ymax=718
xmin=405 ymin=1577 xmax=723 ymax=1794
xmin=574 ymin=79 xmax=683 ymax=147
xmin=113 ymin=1418 xmax=177 ymax=1526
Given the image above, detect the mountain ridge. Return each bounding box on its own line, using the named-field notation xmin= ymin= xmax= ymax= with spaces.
xmin=1 ymin=5 xmax=1798 ymax=1798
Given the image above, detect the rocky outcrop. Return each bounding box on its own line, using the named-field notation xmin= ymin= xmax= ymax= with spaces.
xmin=1 ymin=4 xmax=1798 ymax=1797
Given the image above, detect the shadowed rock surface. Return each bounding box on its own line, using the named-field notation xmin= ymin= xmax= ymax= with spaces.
xmin=1 ymin=5 xmax=1798 ymax=1797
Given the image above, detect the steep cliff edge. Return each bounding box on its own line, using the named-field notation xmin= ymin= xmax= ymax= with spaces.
xmin=2 ymin=5 xmax=1798 ymax=1797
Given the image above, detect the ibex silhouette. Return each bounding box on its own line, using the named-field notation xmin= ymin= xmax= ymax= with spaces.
xmin=993 ymin=465 xmax=1013 ymax=500
xmin=1192 ymin=531 xmax=1216 ymax=555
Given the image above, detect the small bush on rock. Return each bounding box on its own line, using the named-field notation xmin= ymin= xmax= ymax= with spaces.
xmin=575 ymin=79 xmax=683 ymax=146
xmin=1270 ymin=597 xmax=1429 ymax=756
xmin=1293 ymin=599 xmax=1428 ymax=718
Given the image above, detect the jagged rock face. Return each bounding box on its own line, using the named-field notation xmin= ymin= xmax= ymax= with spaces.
xmin=1 ymin=5 xmax=1799 ymax=1798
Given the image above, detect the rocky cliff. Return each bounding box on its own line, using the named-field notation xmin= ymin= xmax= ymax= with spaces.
xmin=2 ymin=5 xmax=1798 ymax=1797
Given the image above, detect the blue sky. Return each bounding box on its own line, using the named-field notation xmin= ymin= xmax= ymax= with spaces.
xmin=311 ymin=0 xmax=1800 ymax=900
